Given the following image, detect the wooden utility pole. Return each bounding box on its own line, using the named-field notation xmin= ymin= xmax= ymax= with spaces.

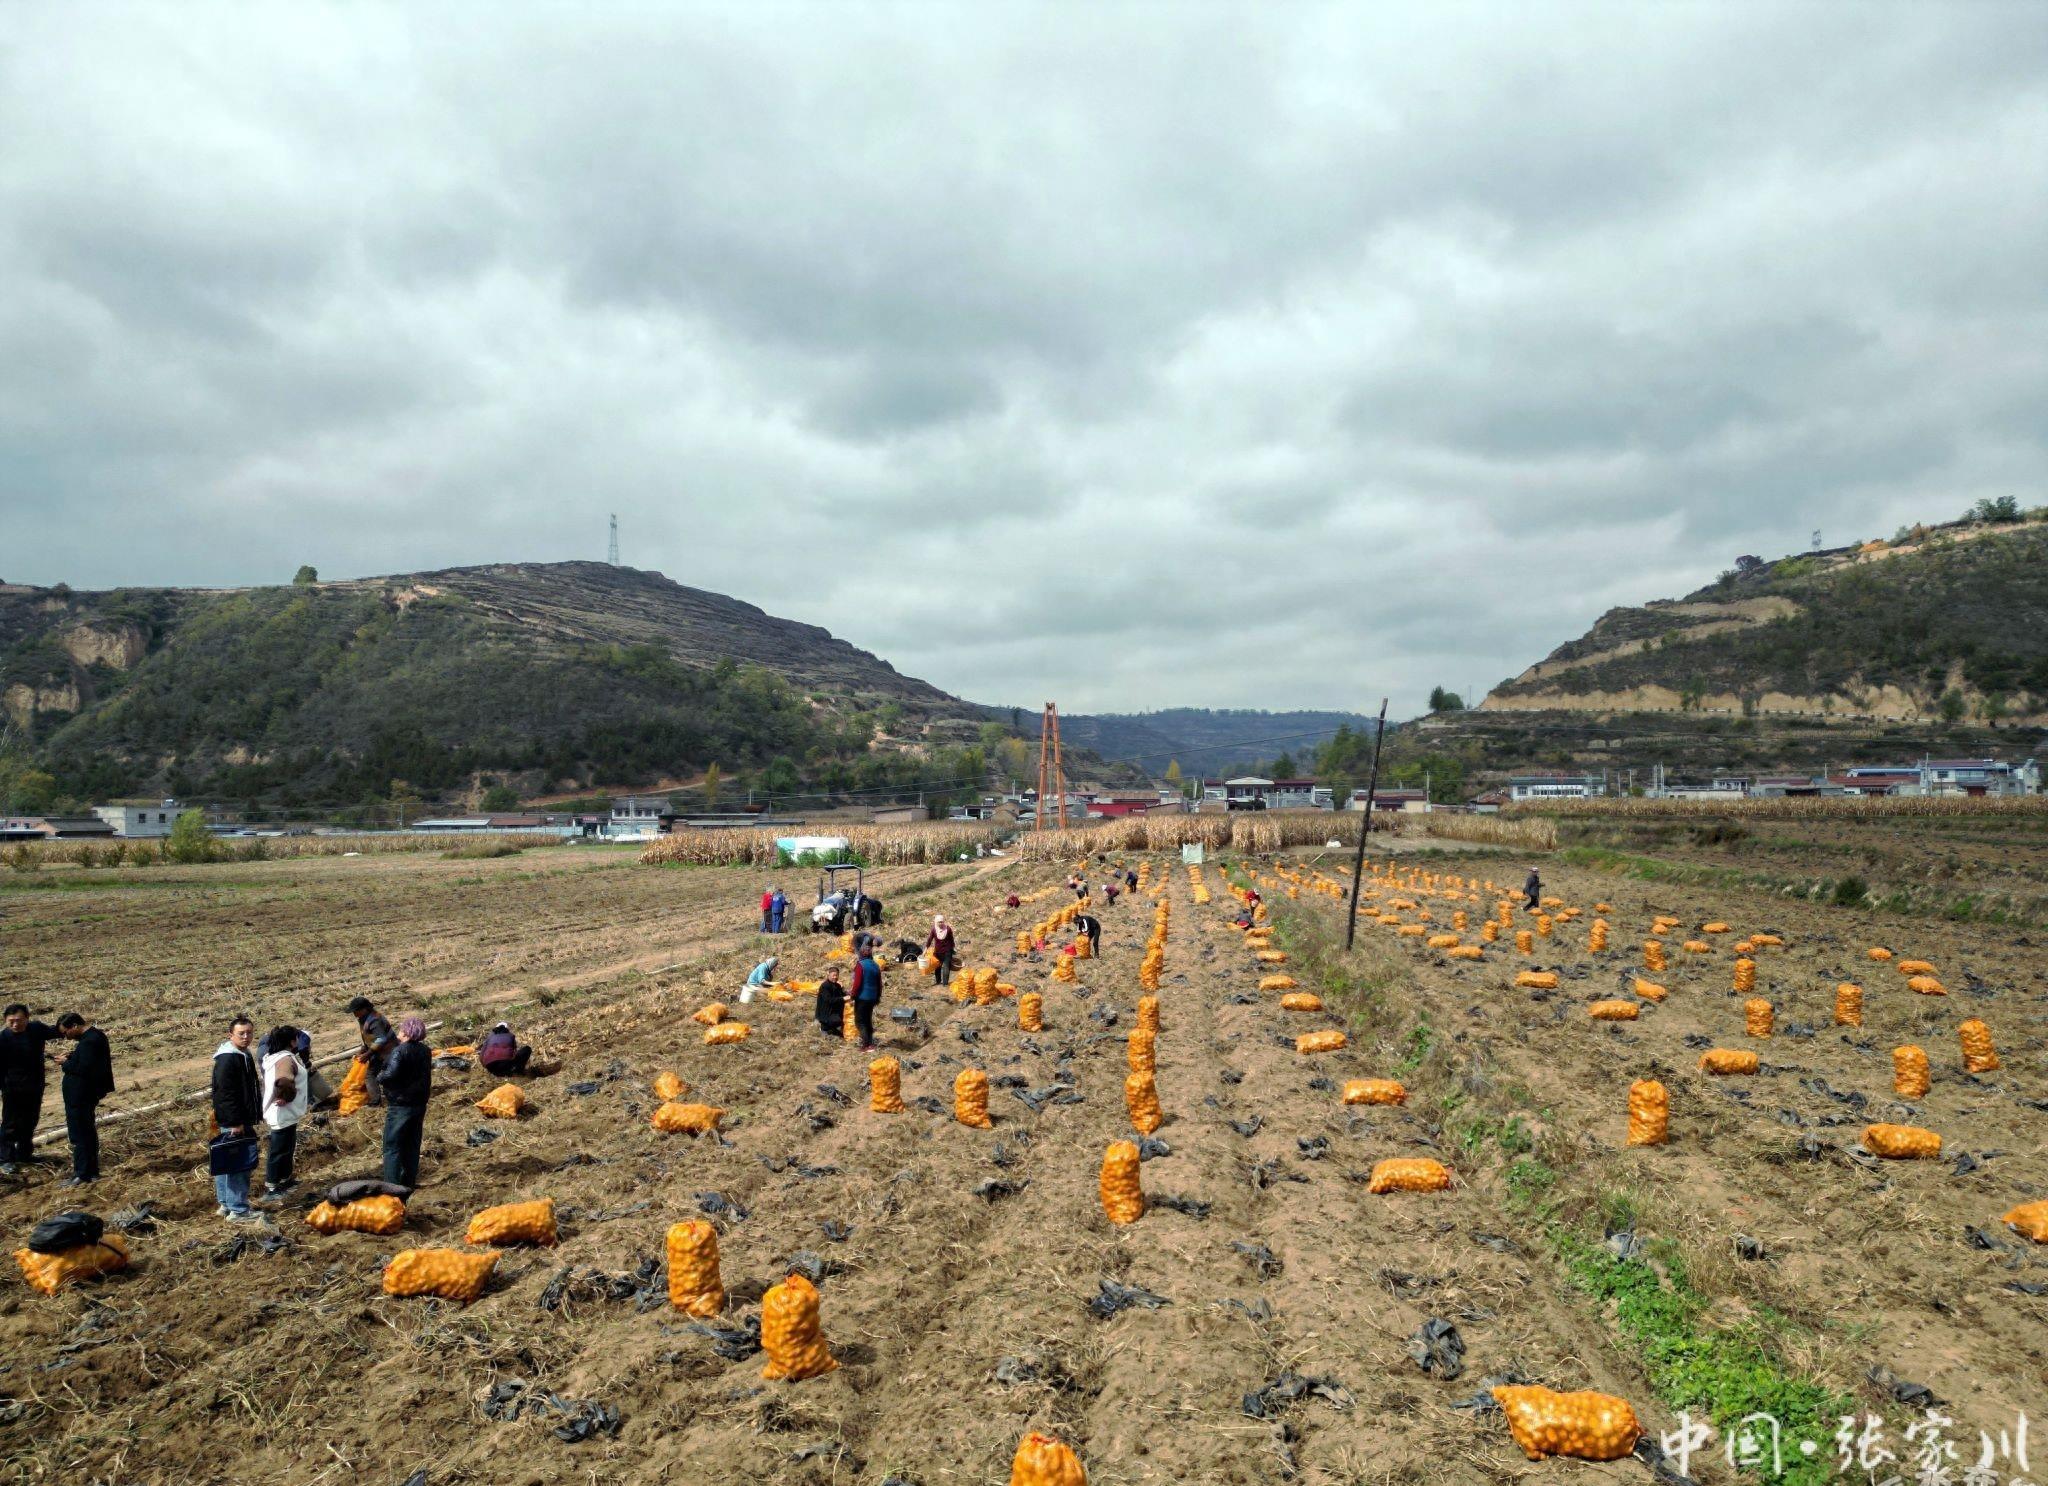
xmin=1344 ymin=698 xmax=1391 ymax=952
xmin=1035 ymin=703 xmax=1067 ymax=831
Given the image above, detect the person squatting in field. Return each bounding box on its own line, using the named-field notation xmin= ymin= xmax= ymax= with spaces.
xmin=741 ymin=956 xmax=779 ymax=1004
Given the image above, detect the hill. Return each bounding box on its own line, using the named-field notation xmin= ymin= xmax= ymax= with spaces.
xmin=0 ymin=562 xmax=1010 ymax=812
xmin=1482 ymin=509 xmax=2048 ymax=727
xmin=1041 ymin=708 xmax=1383 ymax=777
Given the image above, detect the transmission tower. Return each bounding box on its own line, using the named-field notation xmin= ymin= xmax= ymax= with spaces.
xmin=608 ymin=514 xmax=620 ymax=566
xmin=1035 ymin=702 xmax=1067 ymax=831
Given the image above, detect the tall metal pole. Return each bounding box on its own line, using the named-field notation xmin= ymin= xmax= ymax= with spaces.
xmin=1344 ymin=698 xmax=1391 ymax=951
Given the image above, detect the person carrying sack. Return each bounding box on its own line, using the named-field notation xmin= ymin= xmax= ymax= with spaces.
xmin=209 ymin=1016 xmax=262 ymax=1220
xmin=924 ymin=915 xmax=958 ymax=988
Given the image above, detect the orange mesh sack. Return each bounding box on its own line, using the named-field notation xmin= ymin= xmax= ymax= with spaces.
xmin=1493 ymin=1385 xmax=1643 ymax=1461
xmin=1124 ymin=1071 xmax=1163 ymax=1135
xmin=307 ymin=1195 xmax=405 ymax=1235
xmin=1256 ymin=950 xmax=1287 ymax=964
xmin=336 ymin=1058 xmax=370 ymax=1116
xmin=1907 ymin=975 xmax=1946 ymax=996
xmin=467 ymin=1199 xmax=557 ymax=1247
xmin=1733 ymin=959 xmax=1756 ymax=993
xmin=651 ymin=1101 xmax=725 ymax=1135
xmin=1073 ymin=934 xmax=1093 ymax=960
xmin=1588 ymin=1000 xmax=1638 ymax=1021
xmin=1136 ymin=995 xmax=1159 ymax=1033
xmin=1893 ymin=1045 xmax=1930 ymax=1098
xmin=760 ymin=1272 xmax=837 ymax=1381
xmin=14 ymin=1235 xmax=129 ymax=1295
xmin=1698 ymin=1049 xmax=1758 ymax=1075
xmin=1632 ymin=978 xmax=1668 ymax=1003
xmin=1280 ymin=992 xmax=1325 ymax=1012
xmin=1833 ymin=983 xmax=1863 ymax=1027
xmin=691 ymin=1002 xmax=728 ymax=1026
xmin=1100 ymin=1139 xmax=1144 ymax=1224
xmin=1868 ymin=946 xmax=1893 ymax=961
xmin=475 ymin=1083 xmax=527 ymax=1119
xmin=1295 ymin=1030 xmax=1346 ymax=1054
xmin=869 ymin=1055 xmax=905 ymax=1113
xmin=1626 ymin=1080 xmax=1668 ymax=1147
xmin=382 ymin=1248 xmax=497 ymax=1303
xmin=1958 ymin=1019 xmax=1999 ymax=1073
xmin=1427 ymin=933 xmax=1461 ymax=949
xmin=1744 ymin=998 xmax=1774 ymax=1038
xmin=1367 ymin=1158 xmax=1453 ymax=1193
xmin=1863 ymin=1123 xmax=1941 ymax=1159
xmin=666 ymin=1219 xmax=723 ymax=1317
xmin=1448 ymin=945 xmax=1485 ymax=961
xmin=1341 ymin=1078 xmax=1406 ymax=1106
xmin=954 ymin=1069 xmax=993 ymax=1128
xmin=704 ymin=1022 xmax=750 ymax=1045
xmin=1127 ymin=1028 xmax=1156 ymax=1074
xmin=652 ymin=1071 xmax=688 ymax=1101
xmin=1896 ymin=959 xmax=1935 ymax=975
xmin=1702 ymin=922 xmax=1730 ymax=935
xmin=1515 ymin=930 xmax=1534 ymax=954
xmin=2002 ymin=1200 xmax=2048 ymax=1244
xmin=1515 ymin=971 xmax=1559 ymax=990
xmin=842 ymin=998 xmax=859 ymax=1043
xmin=1011 ymin=1430 xmax=1088 ymax=1486
xmin=1018 ymin=992 xmax=1044 ymax=1033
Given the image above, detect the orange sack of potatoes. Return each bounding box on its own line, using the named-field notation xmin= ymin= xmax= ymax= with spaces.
xmin=1907 ymin=976 xmax=1946 ymax=996
xmin=1367 ymin=1158 xmax=1453 ymax=1194
xmin=666 ymin=1218 xmax=724 ymax=1317
xmin=703 ymin=1022 xmax=750 ymax=1045
xmin=1868 ymin=946 xmax=1894 ymax=961
xmin=1958 ymin=1019 xmax=1999 ymax=1073
xmin=475 ymin=1083 xmax=527 ymax=1119
xmin=1341 ymin=1078 xmax=1407 ymax=1106
xmin=1896 ymin=959 xmax=1935 ymax=976
xmin=1018 ymin=992 xmax=1044 ymax=1033
xmin=1588 ymin=1000 xmax=1639 ymax=1021
xmin=1136 ymin=995 xmax=1159 ymax=1033
xmin=691 ymin=1002 xmax=728 ymax=1026
xmin=1493 ymin=1385 xmax=1644 ymax=1461
xmin=1447 ymin=945 xmax=1485 ymax=961
xmin=652 ymin=1071 xmax=688 ymax=1101
xmin=1295 ymin=1030 xmax=1347 ymax=1055
xmin=2002 ymin=1200 xmax=2048 ymax=1244
xmin=1124 ymin=1071 xmax=1163 ymax=1135
xmin=1258 ymin=975 xmax=1297 ymax=991
xmin=1280 ymin=992 xmax=1325 ymax=1012
xmin=1427 ymin=933 xmax=1461 ymax=950
xmin=842 ymin=999 xmax=859 ymax=1043
xmin=1833 ymin=983 xmax=1863 ymax=1027
xmin=1863 ymin=1123 xmax=1942 ymax=1159
xmin=1632 ymin=978 xmax=1668 ymax=1002
xmin=869 ymin=1055 xmax=905 ymax=1113
xmin=336 ymin=1057 xmax=370 ymax=1116
xmin=760 ymin=1271 xmax=837 ymax=1381
xmin=954 ymin=1068 xmax=993 ymax=1128
xmin=1257 ymin=950 xmax=1287 ymax=964
xmin=651 ymin=1101 xmax=725 ymax=1135
xmin=1515 ymin=930 xmax=1534 ymax=954
xmin=307 ymin=1195 xmax=405 ymax=1236
xmin=467 ymin=1198 xmax=557 ymax=1247
xmin=1699 ymin=1049 xmax=1759 ymax=1076
xmin=1127 ymin=1028 xmax=1156 ymax=1074
xmin=1515 ymin=971 xmax=1559 ymax=990
xmin=1011 ymin=1430 xmax=1088 ymax=1486
xmin=1744 ymin=998 xmax=1774 ymax=1038
xmin=382 ymin=1248 xmax=497 ymax=1303
xmin=1702 ymin=922 xmax=1730 ymax=934
xmin=1893 ymin=1045 xmax=1931 ymax=1099
xmin=1100 ymin=1139 xmax=1144 ymax=1224
xmin=1627 ymin=1080 xmax=1668 ymax=1147
xmin=13 ymin=1235 xmax=129 ymax=1295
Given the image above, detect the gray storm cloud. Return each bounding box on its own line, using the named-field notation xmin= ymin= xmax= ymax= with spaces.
xmin=1 ymin=3 xmax=2043 ymax=714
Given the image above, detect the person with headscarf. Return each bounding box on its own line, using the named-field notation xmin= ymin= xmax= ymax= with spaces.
xmin=813 ymin=967 xmax=846 ymax=1039
xmin=477 ymin=1021 xmax=531 ymax=1076
xmin=259 ymin=1025 xmax=308 ymax=1197
xmin=740 ymin=955 xmax=779 ymax=1004
xmin=378 ymin=1017 xmax=433 ymax=1190
xmin=924 ymin=914 xmax=959 ymax=987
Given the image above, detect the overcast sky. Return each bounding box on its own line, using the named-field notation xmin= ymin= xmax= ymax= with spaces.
xmin=3 ymin=5 xmax=2043 ymax=716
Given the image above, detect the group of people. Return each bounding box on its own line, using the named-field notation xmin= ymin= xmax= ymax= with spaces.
xmin=1 ymin=1004 xmax=114 ymax=1186
xmin=757 ymin=885 xmax=792 ymax=933
xmin=795 ymin=912 xmax=961 ymax=1052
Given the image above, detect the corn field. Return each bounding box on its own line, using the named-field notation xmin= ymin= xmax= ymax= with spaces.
xmin=1012 ymin=811 xmax=1384 ymax=861
xmin=2 ymin=831 xmax=566 ymax=871
xmin=1505 ymin=795 xmax=2048 ymax=823
xmin=1417 ymin=814 xmax=1559 ymax=850
xmin=641 ymin=821 xmax=1001 ymax=867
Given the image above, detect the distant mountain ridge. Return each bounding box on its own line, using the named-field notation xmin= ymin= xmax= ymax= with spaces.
xmin=1042 ymin=707 xmax=1384 ymax=776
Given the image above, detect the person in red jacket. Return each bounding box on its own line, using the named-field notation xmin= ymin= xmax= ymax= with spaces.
xmin=759 ymin=886 xmax=774 ymax=932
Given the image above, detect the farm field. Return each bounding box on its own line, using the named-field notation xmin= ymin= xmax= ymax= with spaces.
xmin=0 ymin=834 xmax=2041 ymax=1486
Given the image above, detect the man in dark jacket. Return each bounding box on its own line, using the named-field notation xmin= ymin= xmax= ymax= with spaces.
xmin=849 ymin=946 xmax=883 ymax=1051
xmin=379 ymin=1017 xmax=433 ymax=1190
xmin=55 ymin=1013 xmax=114 ymax=1186
xmin=210 ymin=1016 xmax=260 ymax=1218
xmin=1075 ymin=913 xmax=1102 ymax=957
xmin=1 ymin=1003 xmax=58 ymax=1176
xmin=1523 ymin=868 xmax=1541 ymax=912
xmin=813 ymin=967 xmax=846 ymax=1040
xmin=348 ymin=996 xmax=396 ymax=1106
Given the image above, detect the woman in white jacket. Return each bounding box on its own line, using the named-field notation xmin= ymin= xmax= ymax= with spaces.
xmin=259 ymin=1025 xmax=310 ymax=1198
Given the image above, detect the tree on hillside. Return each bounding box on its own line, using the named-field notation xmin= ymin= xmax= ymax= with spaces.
xmin=1428 ymin=687 xmax=1464 ymax=713
xmin=703 ymin=762 xmax=722 ymax=806
xmin=1971 ymin=496 xmax=2020 ymax=524
xmin=1164 ymin=759 xmax=1183 ymax=794
xmin=1937 ymin=690 xmax=1966 ymax=724
xmin=1270 ymin=752 xmax=1297 ymax=778
xmin=292 ymin=565 xmax=318 ymax=585
xmin=480 ymin=784 xmax=519 ymax=811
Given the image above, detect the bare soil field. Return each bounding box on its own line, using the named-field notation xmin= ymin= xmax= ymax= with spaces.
xmin=0 ymin=839 xmax=2041 ymax=1486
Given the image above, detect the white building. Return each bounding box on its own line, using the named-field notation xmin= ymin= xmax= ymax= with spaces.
xmin=91 ymin=801 xmax=181 ymax=838
xmin=607 ymin=796 xmax=669 ymax=838
xmin=1505 ymin=775 xmax=1603 ymax=803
